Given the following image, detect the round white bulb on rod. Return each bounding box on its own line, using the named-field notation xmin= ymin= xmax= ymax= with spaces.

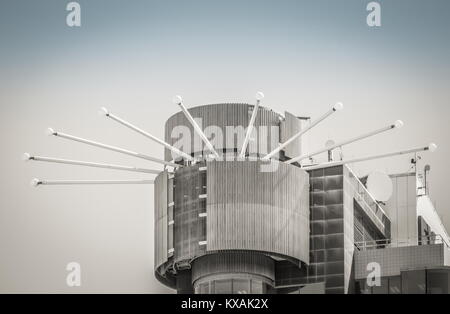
xmin=23 ymin=154 xmax=162 ymax=174
xmin=22 ymin=153 xmax=32 ymax=161
xmin=428 ymin=142 xmax=438 ymax=152
xmin=172 ymin=95 xmax=183 ymax=105
xmin=31 ymin=179 xmax=155 ymax=186
xmin=239 ymin=91 xmax=264 ymax=158
xmin=333 ymin=102 xmax=344 ymax=111
xmin=263 ymin=102 xmax=343 ymax=160
xmin=287 ymin=119 xmax=405 ymax=164
xmin=46 ymin=127 xmax=56 ymax=136
xmin=255 ymin=91 xmax=265 ymax=101
xmin=302 ymin=143 xmax=437 ymax=171
xmin=394 ymin=120 xmax=404 ymax=129
xmin=98 ymin=107 xmax=109 ymax=116
xmin=46 ymin=128 xmax=180 ymax=167
xmin=99 ymin=107 xmax=194 ymax=161
xmin=174 ymin=95 xmax=220 ymax=158
xmin=30 ymin=178 xmax=41 ymax=187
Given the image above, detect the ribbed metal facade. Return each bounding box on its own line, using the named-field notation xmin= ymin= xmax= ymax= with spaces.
xmin=164 ymin=103 xmax=281 ymax=161
xmin=205 ymin=160 xmax=310 ymax=264
xmin=280 ymin=111 xmax=302 ymax=159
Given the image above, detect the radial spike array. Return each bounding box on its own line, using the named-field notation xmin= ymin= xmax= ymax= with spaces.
xmin=46 ymin=128 xmax=179 ymax=168
xmin=31 ymin=179 xmax=154 ymax=186
xmin=24 ymin=94 xmax=438 ymax=187
xmin=23 ymin=154 xmax=162 ymax=174
xmin=287 ymin=120 xmax=404 ymax=164
xmin=302 ymin=143 xmax=437 ymax=171
xmin=99 ymin=107 xmax=194 ymax=162
xmin=173 ymin=95 xmax=220 ymax=159
xmin=239 ymin=92 xmax=264 ymax=158
xmin=262 ymin=102 xmax=344 ymax=160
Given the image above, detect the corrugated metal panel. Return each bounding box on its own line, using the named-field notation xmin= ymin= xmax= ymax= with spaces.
xmin=280 ymin=111 xmax=302 ymax=158
xmin=191 ymin=252 xmax=275 ymax=284
xmin=154 ymin=171 xmax=168 ymax=270
xmin=164 ymin=103 xmax=281 ymax=160
xmin=206 ymin=160 xmax=310 ymax=264
xmin=248 ymin=105 xmax=280 ymax=158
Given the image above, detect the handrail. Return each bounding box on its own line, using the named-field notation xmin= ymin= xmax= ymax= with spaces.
xmin=354 ymin=234 xmax=449 ymax=251
xmin=345 ymin=165 xmax=388 ymax=219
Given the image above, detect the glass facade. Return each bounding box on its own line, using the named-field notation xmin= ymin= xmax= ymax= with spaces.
xmin=275 ymin=166 xmax=356 ymax=294
xmin=308 ymin=166 xmax=345 ymax=293
xmin=427 ymin=269 xmax=449 ymax=294
xmin=270 ymin=166 xmax=348 ymax=293
xmin=195 ymin=277 xmax=268 ymax=294
xmin=173 ymin=162 xmax=207 ymax=261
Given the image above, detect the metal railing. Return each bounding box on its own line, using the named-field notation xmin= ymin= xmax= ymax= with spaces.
xmin=354 ymin=234 xmax=449 ymax=251
xmin=345 ymin=165 xmax=389 ymax=235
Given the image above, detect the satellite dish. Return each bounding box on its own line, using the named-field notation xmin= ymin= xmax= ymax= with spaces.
xmin=367 ymin=171 xmax=393 ymax=202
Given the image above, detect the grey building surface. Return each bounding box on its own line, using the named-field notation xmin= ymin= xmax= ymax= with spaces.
xmin=153 ymin=103 xmax=450 ymax=294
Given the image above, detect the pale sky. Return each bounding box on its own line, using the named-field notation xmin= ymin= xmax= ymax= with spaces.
xmin=1 ymin=0 xmax=449 ymax=293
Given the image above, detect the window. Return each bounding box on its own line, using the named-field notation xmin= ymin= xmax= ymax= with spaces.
xmin=326 ymin=248 xmax=344 ymax=262
xmin=197 ymin=278 xmax=270 ymax=294
xmin=233 ymin=279 xmax=250 ymax=294
xmin=325 ymin=234 xmax=343 ymax=249
xmin=311 ymin=221 xmax=325 ymax=235
xmin=196 ymin=283 xmax=209 ymax=294
xmin=326 ymin=220 xmax=343 ymax=234
xmin=372 ymin=278 xmax=388 ymax=294
xmin=214 ymin=279 xmax=232 ymax=294
xmin=167 ymin=224 xmax=174 ymax=253
xmin=251 ymin=280 xmax=264 ymax=294
xmin=402 ymin=270 xmax=426 ymax=294
xmin=324 ymin=175 xmax=343 ymax=190
xmin=325 ymin=261 xmax=344 ymax=276
xmin=355 ymin=279 xmax=371 ymax=294
xmin=427 ymin=269 xmax=449 ymax=294
xmin=388 ymin=276 xmax=401 ymax=294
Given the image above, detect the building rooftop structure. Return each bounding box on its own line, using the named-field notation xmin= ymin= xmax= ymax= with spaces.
xmin=24 ymin=93 xmax=448 ymax=294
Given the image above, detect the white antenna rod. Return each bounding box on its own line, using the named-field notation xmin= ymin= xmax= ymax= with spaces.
xmin=287 ymin=120 xmax=404 ymax=164
xmin=173 ymin=95 xmax=220 ymax=158
xmin=23 ymin=153 xmax=162 ymax=174
xmin=31 ymin=178 xmax=154 ymax=187
xmin=99 ymin=107 xmax=194 ymax=161
xmin=262 ymin=102 xmax=343 ymax=160
xmin=302 ymin=143 xmax=437 ymax=171
xmin=46 ymin=128 xmax=179 ymax=168
xmin=239 ymin=92 xmax=264 ymax=158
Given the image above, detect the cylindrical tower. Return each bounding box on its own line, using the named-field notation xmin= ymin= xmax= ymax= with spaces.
xmin=154 ymin=103 xmax=310 ymax=294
